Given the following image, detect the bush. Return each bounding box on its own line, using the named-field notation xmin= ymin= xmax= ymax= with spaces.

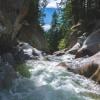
xmin=15 ymin=64 xmax=31 ymax=78
xmin=58 ymin=39 xmax=66 ymax=50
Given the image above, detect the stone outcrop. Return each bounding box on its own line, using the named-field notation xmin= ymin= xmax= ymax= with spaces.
xmin=14 ymin=42 xmax=45 ymax=63
xmin=0 ymin=0 xmax=48 ymax=52
xmin=75 ymin=29 xmax=100 ymax=58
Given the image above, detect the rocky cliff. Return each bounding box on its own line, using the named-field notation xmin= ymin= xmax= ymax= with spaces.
xmin=0 ymin=0 xmax=48 ymax=53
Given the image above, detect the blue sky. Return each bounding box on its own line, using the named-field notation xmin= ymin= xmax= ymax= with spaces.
xmin=42 ymin=0 xmax=62 ymax=31
xmin=42 ymin=0 xmax=67 ymax=31
xmin=43 ymin=8 xmax=56 ymax=25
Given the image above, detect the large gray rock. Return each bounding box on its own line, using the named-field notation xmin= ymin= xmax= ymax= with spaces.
xmin=14 ymin=42 xmax=44 ymax=62
xmin=75 ymin=29 xmax=100 ymax=58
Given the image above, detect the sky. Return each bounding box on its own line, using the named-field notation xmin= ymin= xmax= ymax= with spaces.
xmin=42 ymin=8 xmax=56 ymax=31
xmin=42 ymin=0 xmax=62 ymax=31
xmin=46 ymin=0 xmax=62 ymax=8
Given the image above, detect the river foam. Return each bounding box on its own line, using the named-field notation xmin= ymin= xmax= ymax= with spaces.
xmin=0 ymin=54 xmax=100 ymax=100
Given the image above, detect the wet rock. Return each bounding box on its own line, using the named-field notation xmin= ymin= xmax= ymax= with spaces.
xmin=67 ymin=52 xmax=100 ymax=83
xmin=56 ymin=62 xmax=68 ymax=68
xmin=53 ymin=48 xmax=68 ymax=56
xmin=14 ymin=42 xmax=44 ymax=62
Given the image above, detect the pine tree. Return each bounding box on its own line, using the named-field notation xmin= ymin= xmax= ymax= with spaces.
xmin=48 ymin=11 xmax=62 ymax=52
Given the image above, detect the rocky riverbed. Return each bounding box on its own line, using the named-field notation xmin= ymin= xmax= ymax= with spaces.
xmin=0 ymin=45 xmax=100 ymax=100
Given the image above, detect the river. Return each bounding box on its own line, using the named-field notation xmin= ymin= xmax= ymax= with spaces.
xmin=0 ymin=54 xmax=100 ymax=100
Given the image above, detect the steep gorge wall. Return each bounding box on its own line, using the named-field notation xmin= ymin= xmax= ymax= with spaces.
xmin=0 ymin=0 xmax=48 ymax=52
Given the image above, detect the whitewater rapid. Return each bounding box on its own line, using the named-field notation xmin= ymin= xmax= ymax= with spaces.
xmin=0 ymin=54 xmax=100 ymax=100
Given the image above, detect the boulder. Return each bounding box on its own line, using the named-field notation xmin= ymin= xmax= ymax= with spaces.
xmin=53 ymin=48 xmax=68 ymax=56
xmin=68 ymin=52 xmax=100 ymax=83
xmin=14 ymin=42 xmax=44 ymax=62
xmin=56 ymin=52 xmax=100 ymax=83
xmin=75 ymin=29 xmax=100 ymax=58
xmin=56 ymin=62 xmax=68 ymax=67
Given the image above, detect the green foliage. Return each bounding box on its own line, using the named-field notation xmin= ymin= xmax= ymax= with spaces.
xmin=46 ymin=11 xmax=64 ymax=52
xmin=58 ymin=39 xmax=66 ymax=50
xmin=41 ymin=0 xmax=73 ymax=52
xmin=59 ymin=0 xmax=72 ymax=47
xmin=16 ymin=64 xmax=31 ymax=78
xmin=48 ymin=30 xmax=62 ymax=52
xmin=44 ymin=0 xmax=73 ymax=52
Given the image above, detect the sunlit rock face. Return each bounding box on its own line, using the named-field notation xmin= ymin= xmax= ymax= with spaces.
xmin=14 ymin=42 xmax=45 ymax=62
xmin=67 ymin=52 xmax=100 ymax=83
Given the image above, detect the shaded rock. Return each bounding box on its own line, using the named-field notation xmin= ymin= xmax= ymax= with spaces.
xmin=0 ymin=0 xmax=48 ymax=52
xmin=56 ymin=62 xmax=69 ymax=68
xmin=0 ymin=53 xmax=17 ymax=89
xmin=2 ymin=53 xmax=15 ymax=66
xmin=68 ymin=31 xmax=80 ymax=49
xmin=18 ymin=25 xmax=48 ymax=51
xmin=0 ymin=63 xmax=17 ymax=89
xmin=75 ymin=29 xmax=100 ymax=58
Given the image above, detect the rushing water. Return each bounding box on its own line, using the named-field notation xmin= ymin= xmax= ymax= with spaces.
xmin=0 ymin=54 xmax=100 ymax=100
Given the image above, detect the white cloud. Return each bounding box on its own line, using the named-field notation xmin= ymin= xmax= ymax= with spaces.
xmin=42 ymin=24 xmax=51 ymax=31
xmin=46 ymin=0 xmax=62 ymax=8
